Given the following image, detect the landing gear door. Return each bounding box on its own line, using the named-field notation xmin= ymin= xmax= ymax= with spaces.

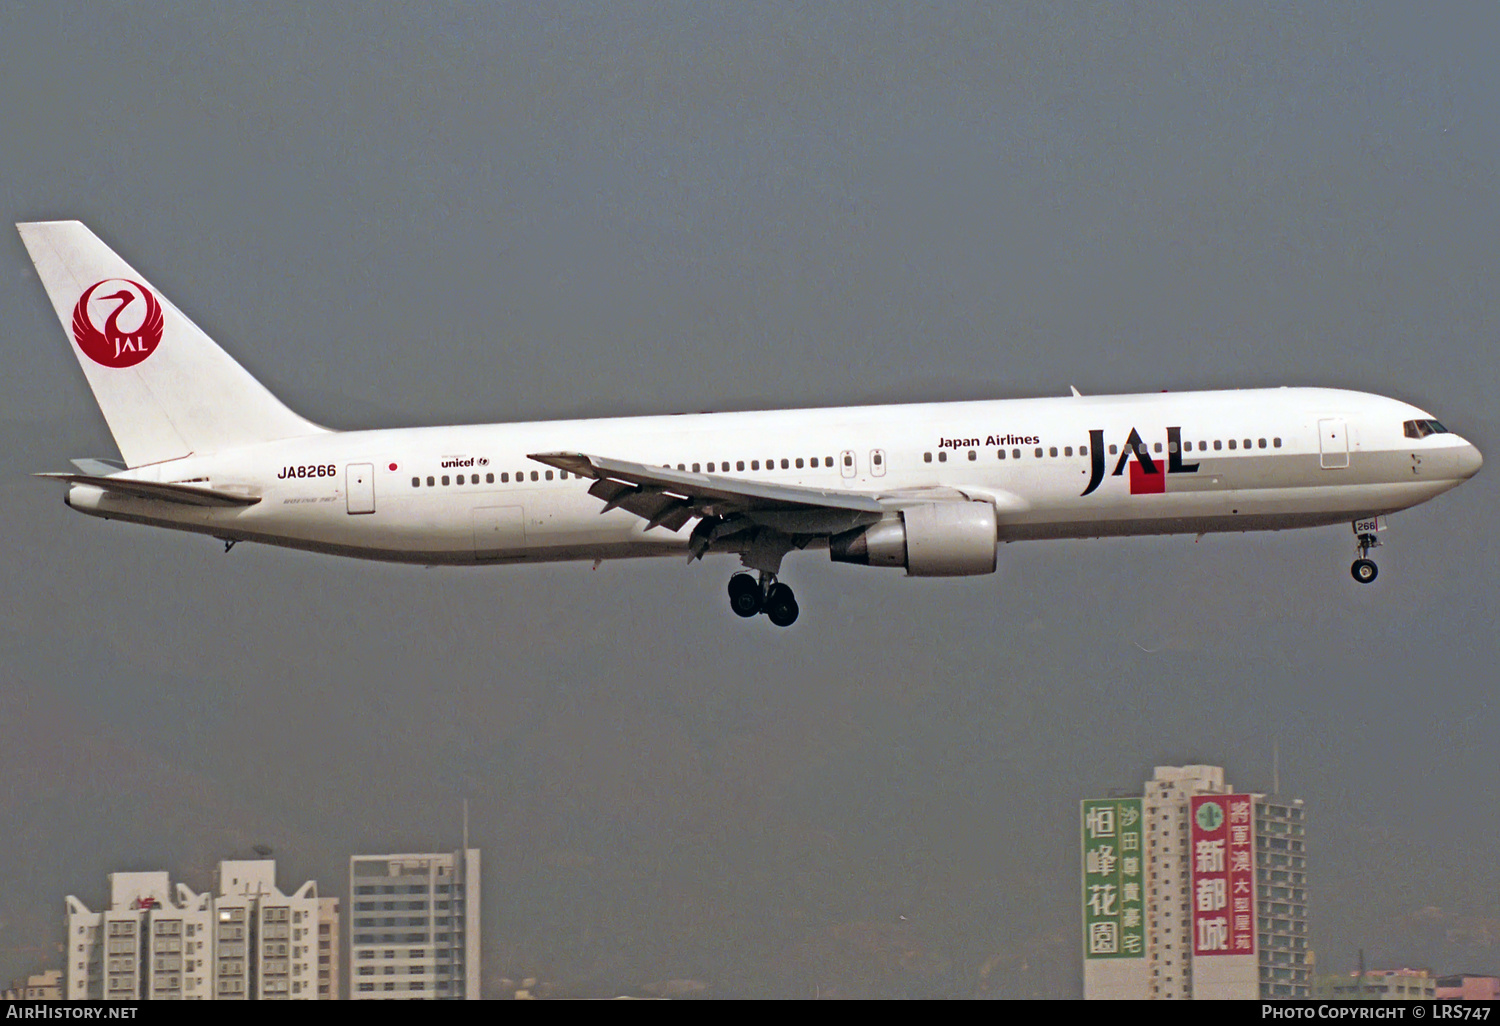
xmin=1318 ymin=419 xmax=1349 ymax=469
xmin=347 ymin=463 xmax=376 ymax=514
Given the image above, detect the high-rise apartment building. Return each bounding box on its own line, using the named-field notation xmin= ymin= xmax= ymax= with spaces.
xmin=349 ymin=849 xmax=480 ymax=999
xmin=317 ymin=896 xmax=341 ymax=999
xmin=64 ymin=860 xmax=325 ymax=1000
xmin=1082 ymin=765 xmax=1311 ymax=1000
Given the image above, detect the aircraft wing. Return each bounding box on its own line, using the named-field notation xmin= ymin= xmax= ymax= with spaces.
xmin=528 ymin=452 xmax=886 ymax=539
xmin=35 ymin=473 xmax=262 ymax=508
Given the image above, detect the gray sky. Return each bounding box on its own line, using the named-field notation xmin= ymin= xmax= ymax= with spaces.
xmin=2 ymin=3 xmax=1497 ymax=997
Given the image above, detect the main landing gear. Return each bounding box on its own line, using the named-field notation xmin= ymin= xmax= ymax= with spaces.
xmin=728 ymin=572 xmax=799 ymax=627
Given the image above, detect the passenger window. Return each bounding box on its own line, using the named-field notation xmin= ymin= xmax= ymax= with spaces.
xmin=1049 ymin=447 xmax=1058 ymax=457
xmin=795 ymin=458 xmax=804 ymax=469
xmin=427 ymin=476 xmax=435 ymax=486
xmin=1228 ymin=440 xmax=1237 ymax=450
xmin=1065 ymin=446 xmax=1073 ymax=457
xmin=781 ymin=459 xmax=789 ymax=469
xmin=1199 ymin=441 xmax=1207 ymax=451
xmin=678 ymin=464 xmax=686 ymax=471
xmin=1274 ymin=438 xmax=1282 ymax=448
xmin=1243 ymin=439 xmax=1251 ymax=449
xmin=472 ymin=474 xmax=479 ymax=484
xmin=545 ymin=471 xmax=554 ymax=480
xmin=1035 ymin=448 xmax=1043 ymax=458
xmin=411 ymin=477 xmax=420 ymax=488
xmin=737 ymin=461 xmax=745 ymax=471
xmin=1109 ymin=445 xmax=1118 ymax=455
xmin=997 ymin=449 xmax=1006 ymax=460
xmin=455 ymin=475 xmax=464 ymax=485
xmin=1168 ymin=442 xmax=1178 ymax=453
xmin=530 ymin=471 xmax=539 ymax=481
xmin=560 ymin=471 xmax=567 ymax=480
xmin=938 ymin=451 xmax=947 ymax=462
xmin=825 ymin=457 xmax=834 ymax=467
xmin=924 ymin=452 xmax=932 ymax=463
xmin=692 ymin=463 xmax=700 ymax=473
xmin=442 ymin=476 xmax=450 ymax=486
xmin=752 ymin=460 xmax=760 ymax=470
xmin=1258 ymin=438 xmax=1267 ymax=449
xmin=486 ymin=473 xmax=494 ymax=483
xmin=1214 ymin=440 xmax=1222 ymax=451
xmin=501 ymin=473 xmax=509 ymax=483
xmin=1012 ymin=449 xmax=1021 ymax=460
xmin=1080 ymin=445 xmax=1088 ymax=456
xmin=1154 ymin=443 xmax=1163 ymax=453
xmin=968 ymin=450 xmax=976 ymax=461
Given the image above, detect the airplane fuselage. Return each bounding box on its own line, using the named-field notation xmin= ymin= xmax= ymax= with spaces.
xmin=62 ymin=386 xmax=1481 ymax=567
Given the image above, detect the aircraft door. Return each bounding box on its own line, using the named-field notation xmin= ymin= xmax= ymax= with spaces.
xmin=1318 ymin=419 xmax=1349 ymax=469
xmin=870 ymin=449 xmax=887 ymax=477
xmin=840 ymin=450 xmax=857 ymax=479
xmin=346 ymin=463 xmax=376 ymax=514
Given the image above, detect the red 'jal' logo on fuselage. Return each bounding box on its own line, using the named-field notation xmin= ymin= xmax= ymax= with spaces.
xmin=72 ymin=279 xmax=164 ymax=368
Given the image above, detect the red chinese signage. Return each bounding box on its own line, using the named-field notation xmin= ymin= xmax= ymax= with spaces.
xmin=1189 ymin=794 xmax=1255 ymax=956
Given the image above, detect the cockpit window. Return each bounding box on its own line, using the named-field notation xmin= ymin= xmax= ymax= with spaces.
xmin=1404 ymin=419 xmax=1449 ymax=439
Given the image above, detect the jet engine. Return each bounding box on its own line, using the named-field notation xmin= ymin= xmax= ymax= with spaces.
xmin=829 ymin=501 xmax=998 ymax=576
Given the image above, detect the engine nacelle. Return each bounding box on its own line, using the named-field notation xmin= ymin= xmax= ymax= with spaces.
xmin=829 ymin=501 xmax=997 ymax=576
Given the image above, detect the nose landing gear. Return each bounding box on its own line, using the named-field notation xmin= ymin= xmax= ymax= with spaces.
xmin=1351 ymin=522 xmax=1382 ymax=584
xmin=727 ymin=572 xmax=799 ymax=627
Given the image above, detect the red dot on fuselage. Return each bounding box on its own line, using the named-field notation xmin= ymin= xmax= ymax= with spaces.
xmin=389 ymin=463 xmax=398 ymax=471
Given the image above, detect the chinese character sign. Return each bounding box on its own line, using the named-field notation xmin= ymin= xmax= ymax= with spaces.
xmin=1081 ymin=798 xmax=1145 ymax=959
xmin=1189 ymin=794 xmax=1255 ymax=957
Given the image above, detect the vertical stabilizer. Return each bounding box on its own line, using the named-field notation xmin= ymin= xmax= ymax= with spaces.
xmin=18 ymin=221 xmax=326 ymax=467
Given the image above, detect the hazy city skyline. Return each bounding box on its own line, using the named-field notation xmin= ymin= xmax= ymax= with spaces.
xmin=3 ymin=4 xmax=1497 ymax=997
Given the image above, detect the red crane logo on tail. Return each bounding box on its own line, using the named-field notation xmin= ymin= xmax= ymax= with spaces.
xmin=72 ymin=279 xmax=164 ymax=368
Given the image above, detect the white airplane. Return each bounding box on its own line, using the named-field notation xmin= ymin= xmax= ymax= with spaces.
xmin=20 ymin=221 xmax=1483 ymax=627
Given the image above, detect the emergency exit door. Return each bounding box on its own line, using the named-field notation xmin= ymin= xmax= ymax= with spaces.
xmin=346 ymin=463 xmax=376 ymax=514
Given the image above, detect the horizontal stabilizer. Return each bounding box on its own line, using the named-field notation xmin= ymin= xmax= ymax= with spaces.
xmin=35 ymin=473 xmax=261 ymax=507
xmin=70 ymin=457 xmax=127 ymax=476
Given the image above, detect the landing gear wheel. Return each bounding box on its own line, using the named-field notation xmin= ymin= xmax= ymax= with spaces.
xmin=765 ymin=582 xmax=799 ymax=627
xmin=1351 ymin=558 xmax=1378 ymax=584
xmin=728 ymin=573 xmax=762 ymax=617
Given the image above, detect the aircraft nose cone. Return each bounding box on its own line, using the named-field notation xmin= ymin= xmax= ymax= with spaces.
xmin=1458 ymin=440 xmax=1483 ymax=479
